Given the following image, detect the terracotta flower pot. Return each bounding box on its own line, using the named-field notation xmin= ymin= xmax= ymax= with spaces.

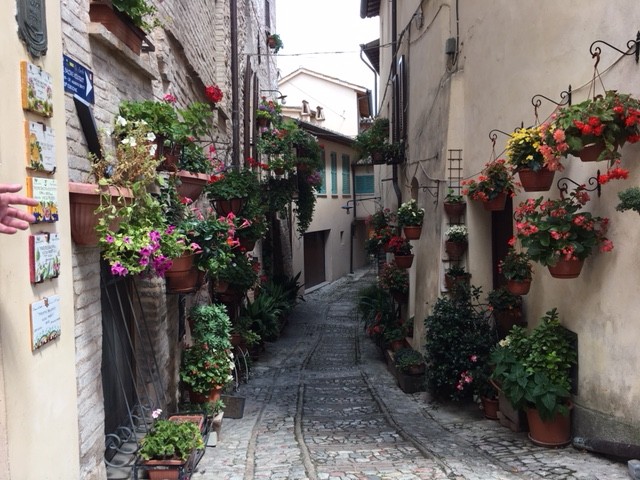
xmin=215 ymin=197 xmax=246 ymax=216
xmin=256 ymin=117 xmax=269 ymax=128
xmin=577 ymin=141 xmax=608 ymax=162
xmin=403 ymin=225 xmax=422 ymax=240
xmin=481 ymin=192 xmax=507 ymax=211
xmin=445 ymin=240 xmax=467 ymax=260
xmin=68 ymin=182 xmax=133 ymax=246
xmin=165 ymin=254 xmax=199 ymax=293
xmin=88 ymin=1 xmax=147 ymax=55
xmin=443 ymin=202 xmax=466 ymax=220
xmin=518 ymin=167 xmax=556 ymax=192
xmin=547 ymin=258 xmax=584 ymax=279
xmin=175 ymin=171 xmax=209 ymax=201
xmin=526 ymin=403 xmax=572 ymax=447
xmin=507 ymin=279 xmax=532 ymax=295
xmin=394 ymin=254 xmax=414 ymax=269
xmin=189 ymin=385 xmax=223 ymax=404
xmin=481 ymin=396 xmax=499 ymax=420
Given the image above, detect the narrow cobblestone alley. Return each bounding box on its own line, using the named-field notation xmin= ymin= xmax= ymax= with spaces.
xmin=193 ymin=268 xmax=629 ymax=480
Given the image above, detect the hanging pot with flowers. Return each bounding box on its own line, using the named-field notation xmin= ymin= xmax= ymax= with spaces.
xmin=505 ymin=126 xmax=557 ymax=192
xmin=514 ymin=187 xmax=613 ymax=279
xmin=462 ymin=158 xmax=518 ymax=211
xmin=443 ymin=189 xmax=466 ymax=220
xmin=386 ymin=235 xmax=414 ymax=269
xmin=378 ymin=261 xmax=409 ymax=303
xmin=539 ymin=90 xmax=640 ymax=166
xmin=396 ymin=199 xmax=424 ymax=240
xmin=499 ymin=244 xmax=534 ymax=295
xmin=444 ymin=225 xmax=468 ymax=260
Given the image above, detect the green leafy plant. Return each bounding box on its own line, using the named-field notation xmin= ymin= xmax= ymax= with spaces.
xmin=394 ymin=348 xmax=425 ymax=373
xmin=189 ymin=304 xmax=232 ymax=350
xmin=112 ymin=0 xmax=159 ymax=31
xmin=383 ymin=326 xmax=405 ymax=343
xmin=358 ymin=284 xmax=396 ymax=343
xmin=118 ymin=99 xmax=178 ymax=141
xmin=205 ymin=168 xmax=261 ymax=200
xmin=444 ymin=188 xmax=464 ymax=204
xmin=445 ymin=225 xmax=468 ymax=242
xmin=498 ymin=247 xmax=533 ymax=282
xmin=539 ymin=90 xmax=640 ymax=167
xmin=490 ymin=308 xmax=577 ymax=420
xmin=267 ymin=33 xmax=284 ymax=53
xmin=354 ymin=117 xmax=390 ymax=161
xmin=256 ymin=97 xmax=282 ymax=121
xmin=239 ymin=292 xmax=283 ymax=342
xmin=138 ymin=414 xmax=204 ymax=461
xmin=514 ymin=187 xmax=613 ymax=267
xmin=616 ymin=186 xmax=640 ymax=214
xmin=216 ymin=252 xmax=259 ymax=290
xmin=462 ymin=158 xmax=519 ymax=202
xmin=396 ymin=199 xmax=424 ymax=227
xmin=180 ymin=344 xmax=234 ymax=394
xmin=487 ymin=286 xmax=522 ymax=312
xmin=424 ymin=287 xmax=496 ymax=401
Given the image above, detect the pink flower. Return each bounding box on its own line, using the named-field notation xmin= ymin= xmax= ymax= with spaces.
xmin=599 ymin=239 xmax=614 ymax=252
xmin=553 ymin=129 xmax=566 ymax=142
xmin=163 ymin=93 xmax=177 ymax=104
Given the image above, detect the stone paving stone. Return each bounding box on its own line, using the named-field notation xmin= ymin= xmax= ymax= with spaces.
xmin=194 ymin=268 xmax=630 ymax=480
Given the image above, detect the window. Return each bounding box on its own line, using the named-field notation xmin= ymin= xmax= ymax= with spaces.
xmin=355 ymin=175 xmax=375 ymax=194
xmin=330 ymin=152 xmax=338 ymax=195
xmin=341 ymin=154 xmax=350 ymax=195
xmin=265 ymin=0 xmax=271 ymax=29
xmin=317 ymin=149 xmax=326 ymax=194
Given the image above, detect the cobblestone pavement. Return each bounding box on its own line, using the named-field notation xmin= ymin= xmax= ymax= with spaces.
xmin=194 ymin=267 xmax=629 ymax=480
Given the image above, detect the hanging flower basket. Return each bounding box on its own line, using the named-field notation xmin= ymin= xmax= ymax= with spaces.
xmin=165 ymin=254 xmax=200 ymax=293
xmin=481 ymin=192 xmax=508 ymax=211
xmin=403 ymin=225 xmax=422 ymax=240
xmin=518 ymin=167 xmax=556 ymax=192
xmin=445 ymin=240 xmax=467 ymax=260
xmin=444 ymin=201 xmax=466 ymax=219
xmin=577 ymin=141 xmax=610 ymax=162
xmin=214 ymin=197 xmax=246 ymax=216
xmin=506 ymin=279 xmax=532 ymax=296
xmin=547 ymin=258 xmax=584 ymax=279
xmin=394 ymin=254 xmax=414 ymax=269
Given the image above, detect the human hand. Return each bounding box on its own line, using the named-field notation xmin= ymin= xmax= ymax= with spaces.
xmin=0 ymin=184 xmax=38 ymax=234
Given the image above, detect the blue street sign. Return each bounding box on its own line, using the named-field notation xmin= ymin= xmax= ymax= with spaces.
xmin=63 ymin=55 xmax=94 ymax=104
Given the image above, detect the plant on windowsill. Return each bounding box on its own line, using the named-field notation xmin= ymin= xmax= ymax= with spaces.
xmin=490 ymin=308 xmax=576 ymax=446
xmin=354 ymin=117 xmax=390 ymax=164
xmin=462 ymin=158 xmax=518 ymax=211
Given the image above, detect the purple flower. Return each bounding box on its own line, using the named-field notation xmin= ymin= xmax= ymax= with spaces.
xmin=139 ymin=256 xmax=149 ymax=266
xmin=111 ymin=262 xmax=129 ymax=276
xmin=123 ymin=236 xmax=131 ymax=244
xmin=165 ymin=225 xmax=176 ymax=235
xmin=139 ymin=245 xmax=154 ymax=257
xmin=105 ymin=234 xmax=115 ymax=244
xmin=149 ymin=230 xmax=161 ymax=243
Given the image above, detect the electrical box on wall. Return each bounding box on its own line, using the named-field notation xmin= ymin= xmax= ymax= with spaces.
xmin=445 ymin=37 xmax=457 ymax=55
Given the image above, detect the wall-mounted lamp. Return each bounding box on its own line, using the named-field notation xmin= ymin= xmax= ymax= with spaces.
xmin=260 ymin=89 xmax=287 ymax=105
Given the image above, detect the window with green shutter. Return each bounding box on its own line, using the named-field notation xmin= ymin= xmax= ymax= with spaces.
xmin=355 ymin=175 xmax=375 ymax=194
xmin=330 ymin=152 xmax=337 ymax=195
xmin=317 ymin=149 xmax=326 ymax=194
xmin=341 ymin=154 xmax=350 ymax=195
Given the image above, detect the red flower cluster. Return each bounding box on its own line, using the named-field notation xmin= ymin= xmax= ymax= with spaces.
xmin=209 ymin=173 xmax=224 ymax=183
xmin=205 ymin=84 xmax=224 ymax=104
xmin=598 ymin=162 xmax=630 ymax=185
xmin=247 ymin=157 xmax=269 ymax=170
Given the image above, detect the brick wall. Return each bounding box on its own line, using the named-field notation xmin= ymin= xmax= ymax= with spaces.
xmin=62 ymin=0 xmax=276 ymax=477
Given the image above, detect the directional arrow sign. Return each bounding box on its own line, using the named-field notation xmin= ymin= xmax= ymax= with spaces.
xmin=63 ymin=55 xmax=94 ymax=104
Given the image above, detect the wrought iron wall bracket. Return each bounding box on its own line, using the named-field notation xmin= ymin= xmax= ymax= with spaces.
xmin=589 ymin=32 xmax=640 ymax=64
xmin=420 ymin=179 xmax=441 ymax=202
xmin=557 ymin=169 xmax=602 ymax=198
xmin=531 ymin=86 xmax=573 ymax=115
xmin=488 ymin=129 xmax=513 ymax=147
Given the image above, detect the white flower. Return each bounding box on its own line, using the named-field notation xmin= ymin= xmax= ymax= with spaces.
xmin=149 ymin=144 xmax=158 ymax=156
xmin=115 ymin=116 xmax=127 ymax=127
xmin=146 ymin=132 xmax=156 ymax=142
xmin=152 ymin=408 xmax=162 ymax=419
xmin=121 ymin=137 xmax=137 ymax=147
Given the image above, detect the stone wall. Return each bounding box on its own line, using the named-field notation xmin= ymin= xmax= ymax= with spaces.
xmin=61 ymin=0 xmax=277 ymax=476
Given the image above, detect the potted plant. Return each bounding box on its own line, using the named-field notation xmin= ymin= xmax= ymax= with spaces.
xmin=444 ymin=224 xmax=468 ymax=260
xmin=386 ymin=235 xmax=414 ymax=269
xmin=498 ymin=245 xmax=533 ymax=295
xmin=462 ymin=158 xmax=518 ymax=211
xmin=487 ymin=286 xmax=524 ymax=340
xmin=514 ymin=187 xmax=613 ymax=279
xmin=394 ymin=347 xmax=426 ymax=376
xmin=188 ymin=303 xmax=232 ymax=349
xmin=137 ymin=411 xmax=205 ymax=479
xmin=205 ymin=167 xmax=261 ymax=215
xmin=383 ymin=326 xmax=407 ymax=352
xmin=354 ymin=117 xmax=390 ymax=164
xmin=424 ymin=287 xmax=496 ymax=402
xmin=396 ymin=199 xmax=424 ymax=239
xmin=180 ymin=344 xmax=234 ymax=403
xmin=444 ymin=264 xmax=471 ymax=292
xmin=266 ymin=33 xmax=283 ymax=53
xmin=539 ymin=90 xmax=640 ymax=165
xmin=616 ymin=186 xmax=640 ymax=214
xmin=89 ymin=0 xmax=158 ymax=54
xmin=256 ymin=97 xmax=282 ymax=127
xmin=214 ymin=252 xmax=259 ymax=301
xmin=490 ymin=308 xmax=577 ymax=447
xmin=443 ymin=188 xmax=466 ymax=220
xmin=505 ymin=126 xmax=557 ymax=192
xmin=378 ymin=261 xmax=409 ymax=304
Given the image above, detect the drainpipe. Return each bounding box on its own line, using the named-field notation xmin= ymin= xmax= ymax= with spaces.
xmin=230 ymin=0 xmax=240 ymax=165
xmin=359 ymin=46 xmax=378 ymax=117
xmin=350 ymin=163 xmax=357 ymax=274
xmin=391 ymin=0 xmax=402 ymax=206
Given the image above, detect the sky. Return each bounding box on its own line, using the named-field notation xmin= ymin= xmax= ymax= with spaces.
xmin=274 ymin=0 xmax=380 ymax=92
